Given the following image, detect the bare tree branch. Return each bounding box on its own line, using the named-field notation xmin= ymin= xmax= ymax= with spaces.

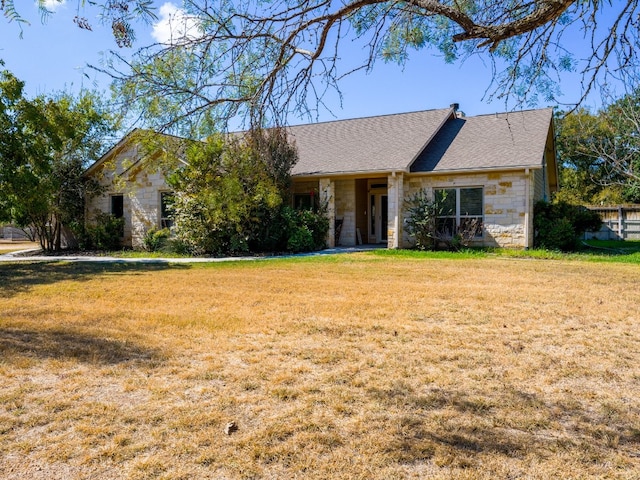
xmin=89 ymin=0 xmax=640 ymax=132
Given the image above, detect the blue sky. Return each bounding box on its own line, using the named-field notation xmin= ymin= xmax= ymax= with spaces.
xmin=0 ymin=1 xmax=605 ymax=124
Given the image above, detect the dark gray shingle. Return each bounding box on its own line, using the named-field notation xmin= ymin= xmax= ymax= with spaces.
xmin=410 ymin=108 xmax=554 ymax=173
xmin=289 ymin=108 xmax=454 ymax=176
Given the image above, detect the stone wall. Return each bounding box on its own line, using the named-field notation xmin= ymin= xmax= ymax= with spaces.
xmin=128 ymin=169 xmax=172 ymax=247
xmin=404 ymin=170 xmax=533 ymax=248
xmin=86 ymin=145 xmax=172 ymax=248
xmin=334 ymin=179 xmax=356 ymax=246
xmin=387 ymin=173 xmax=403 ymax=248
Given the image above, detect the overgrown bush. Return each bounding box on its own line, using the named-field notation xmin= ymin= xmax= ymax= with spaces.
xmin=83 ymin=213 xmax=124 ymax=251
xmin=142 ymin=227 xmax=171 ymax=252
xmin=280 ymin=205 xmax=329 ymax=253
xmin=167 ymin=131 xmax=291 ymax=255
xmin=166 ymin=128 xmax=328 ymax=256
xmin=404 ymin=189 xmax=440 ymax=250
xmin=534 ymin=200 xmax=602 ymax=251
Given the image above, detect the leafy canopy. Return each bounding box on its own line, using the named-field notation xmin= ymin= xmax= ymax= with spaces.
xmin=99 ymin=0 xmax=640 ymax=132
xmin=0 ymin=62 xmax=118 ymax=251
xmin=556 ymin=88 xmax=640 ymax=204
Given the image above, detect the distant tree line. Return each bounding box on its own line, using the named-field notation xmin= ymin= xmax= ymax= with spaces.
xmin=556 ymin=89 xmax=640 ymax=205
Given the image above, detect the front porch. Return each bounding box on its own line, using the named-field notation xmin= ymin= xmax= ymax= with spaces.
xmin=292 ymin=173 xmax=405 ymax=249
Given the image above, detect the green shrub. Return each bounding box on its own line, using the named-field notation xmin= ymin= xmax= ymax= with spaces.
xmin=534 ymin=201 xmax=602 ymax=251
xmin=84 ymin=213 xmax=124 ymax=251
xmin=280 ymin=205 xmax=329 ymax=253
xmin=142 ymin=227 xmax=171 ymax=252
xmin=405 ymin=189 xmax=480 ymax=251
xmin=286 ymin=224 xmax=315 ymax=252
xmin=404 ymin=189 xmax=439 ymax=250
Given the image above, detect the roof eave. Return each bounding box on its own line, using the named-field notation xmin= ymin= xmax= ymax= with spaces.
xmin=83 ymin=128 xmax=144 ymax=177
xmin=292 ymin=167 xmax=409 ymax=179
xmin=411 ymin=164 xmax=544 ymax=176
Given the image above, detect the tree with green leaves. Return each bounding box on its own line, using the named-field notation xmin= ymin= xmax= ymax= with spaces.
xmin=556 ymin=89 xmax=640 ymax=205
xmin=5 ymin=2 xmax=640 ymax=131
xmin=97 ymin=0 xmax=640 ymax=131
xmin=167 ymin=128 xmax=297 ymax=255
xmin=0 ymin=64 xmax=118 ymax=251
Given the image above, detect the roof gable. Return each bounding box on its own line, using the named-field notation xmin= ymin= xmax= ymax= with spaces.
xmin=410 ymin=108 xmax=554 ymax=173
xmin=289 ymin=108 xmax=454 ymax=176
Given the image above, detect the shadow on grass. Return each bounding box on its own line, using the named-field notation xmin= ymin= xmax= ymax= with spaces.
xmin=369 ymin=383 xmax=640 ymax=468
xmin=0 ymin=327 xmax=164 ymax=365
xmin=0 ymin=261 xmax=190 ymax=298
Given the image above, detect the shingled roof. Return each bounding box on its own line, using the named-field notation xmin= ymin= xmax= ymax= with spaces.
xmin=289 ymin=108 xmax=454 ymax=176
xmin=410 ymin=108 xmax=554 ymax=173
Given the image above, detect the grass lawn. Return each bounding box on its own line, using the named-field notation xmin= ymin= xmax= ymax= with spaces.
xmin=0 ymin=241 xmax=39 ymax=255
xmin=1 ymin=253 xmax=639 ymax=479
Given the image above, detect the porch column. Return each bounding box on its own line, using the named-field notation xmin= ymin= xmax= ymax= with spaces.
xmin=319 ymin=178 xmax=335 ymax=248
xmin=387 ymin=172 xmax=404 ymax=249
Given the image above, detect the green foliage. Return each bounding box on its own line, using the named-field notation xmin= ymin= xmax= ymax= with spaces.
xmin=142 ymin=227 xmax=171 ymax=252
xmin=83 ymin=213 xmax=124 ymax=251
xmin=556 ymin=90 xmax=640 ymax=204
xmin=0 ymin=65 xmax=117 ymax=251
xmin=280 ymin=205 xmax=329 ymax=253
xmin=168 ymin=128 xmax=327 ymax=255
xmin=404 ymin=189 xmax=441 ymax=250
xmin=533 ymin=201 xmax=602 ymax=251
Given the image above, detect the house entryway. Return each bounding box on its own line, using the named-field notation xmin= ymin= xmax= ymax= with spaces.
xmin=367 ymin=181 xmax=388 ymax=244
xmin=369 ymin=193 xmax=388 ymax=244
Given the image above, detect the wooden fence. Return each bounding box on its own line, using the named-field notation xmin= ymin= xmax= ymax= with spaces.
xmin=584 ymin=205 xmax=640 ymax=240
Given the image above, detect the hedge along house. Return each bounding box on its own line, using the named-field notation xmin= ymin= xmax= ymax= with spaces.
xmin=85 ymin=105 xmax=558 ymax=249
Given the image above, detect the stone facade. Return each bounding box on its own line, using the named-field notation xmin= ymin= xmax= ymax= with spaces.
xmin=334 ymin=179 xmax=356 ymax=246
xmin=387 ymin=173 xmax=404 ymax=249
xmin=402 ymin=170 xmax=540 ymax=248
xmin=86 ymin=143 xmax=172 ymax=248
xmin=85 ymin=108 xmax=557 ymax=251
xmin=89 ymin=160 xmax=545 ymax=250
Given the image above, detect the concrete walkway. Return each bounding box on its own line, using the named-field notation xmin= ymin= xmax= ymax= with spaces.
xmin=0 ymin=245 xmax=384 ymax=264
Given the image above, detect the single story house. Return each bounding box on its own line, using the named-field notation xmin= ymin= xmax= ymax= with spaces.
xmin=85 ymin=105 xmax=558 ymax=249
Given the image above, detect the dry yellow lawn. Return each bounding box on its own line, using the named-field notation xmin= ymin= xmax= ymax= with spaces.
xmin=1 ymin=254 xmax=639 ymax=479
xmin=0 ymin=241 xmax=39 ymax=254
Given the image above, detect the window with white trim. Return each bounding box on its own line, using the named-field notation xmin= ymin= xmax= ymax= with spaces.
xmin=434 ymin=187 xmax=483 ymax=237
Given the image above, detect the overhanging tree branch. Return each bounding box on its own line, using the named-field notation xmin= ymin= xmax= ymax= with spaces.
xmin=87 ymin=0 xmax=640 ymax=132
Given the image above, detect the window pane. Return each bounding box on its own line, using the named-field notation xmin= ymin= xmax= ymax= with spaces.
xmin=160 ymin=192 xmax=175 ymax=229
xmin=460 ymin=217 xmax=483 ymax=238
xmin=111 ymin=195 xmax=124 ymax=218
xmin=460 ymin=188 xmax=483 ymax=216
xmin=434 ymin=188 xmax=456 ymax=216
xmin=294 ymin=194 xmax=313 ymax=210
xmin=436 ymin=217 xmax=456 ymax=237
xmin=160 ymin=192 xmax=175 ymax=218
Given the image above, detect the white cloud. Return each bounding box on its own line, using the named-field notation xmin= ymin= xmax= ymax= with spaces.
xmin=39 ymin=0 xmax=66 ymax=11
xmin=151 ymin=2 xmax=202 ymax=45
